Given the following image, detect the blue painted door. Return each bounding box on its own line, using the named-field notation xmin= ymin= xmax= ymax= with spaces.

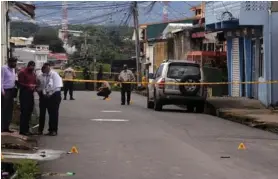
xmin=251 ymin=39 xmax=256 ymax=98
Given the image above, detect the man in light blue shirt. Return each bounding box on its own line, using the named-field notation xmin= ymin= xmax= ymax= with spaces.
xmin=1 ymin=57 xmax=18 ymax=133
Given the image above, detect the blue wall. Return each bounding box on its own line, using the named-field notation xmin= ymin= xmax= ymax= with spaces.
xmin=205 ymin=2 xmax=278 ymax=106
xmin=226 ymin=39 xmax=232 ymax=96
xmin=243 ymin=37 xmax=252 ymax=98
xmin=271 ymin=12 xmax=278 ymax=106
xmin=258 ymin=16 xmax=271 ymax=106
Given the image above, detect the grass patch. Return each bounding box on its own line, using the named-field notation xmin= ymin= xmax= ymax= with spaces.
xmin=14 ymin=159 xmax=40 ymax=179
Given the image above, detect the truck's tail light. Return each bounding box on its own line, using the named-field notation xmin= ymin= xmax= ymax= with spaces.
xmin=158 ymin=78 xmax=165 ymax=89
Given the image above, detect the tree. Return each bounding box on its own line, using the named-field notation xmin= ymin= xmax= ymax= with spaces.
xmin=63 ymin=24 xmax=135 ymax=67
xmin=33 ymin=27 xmax=65 ymax=53
xmin=10 ymin=21 xmax=39 ymax=37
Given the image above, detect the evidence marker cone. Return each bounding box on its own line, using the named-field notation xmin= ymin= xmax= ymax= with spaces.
xmin=68 ymin=146 xmax=79 ymax=154
xmin=238 ymin=143 xmax=246 ymax=150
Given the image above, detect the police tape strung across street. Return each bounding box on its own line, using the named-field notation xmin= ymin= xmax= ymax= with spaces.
xmin=62 ymin=79 xmax=278 ymax=86
xmin=56 ymin=69 xmax=120 ymax=75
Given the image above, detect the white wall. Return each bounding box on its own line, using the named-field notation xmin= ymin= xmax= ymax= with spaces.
xmin=205 ymin=1 xmax=241 ymax=25
xmin=239 ymin=2 xmax=270 ymax=25
xmin=1 ymin=2 xmax=8 ymax=65
xmin=13 ymin=48 xmax=36 ymax=63
xmin=148 ymin=45 xmax=154 ymax=73
xmin=35 ymin=54 xmax=47 ymax=70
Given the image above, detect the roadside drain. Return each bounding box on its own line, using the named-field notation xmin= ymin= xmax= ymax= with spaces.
xmin=2 ymin=149 xmax=65 ymax=161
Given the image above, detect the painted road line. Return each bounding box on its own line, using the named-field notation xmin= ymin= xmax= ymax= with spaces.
xmin=101 ymin=110 xmax=122 ymax=113
xmin=90 ymin=119 xmax=129 ymax=122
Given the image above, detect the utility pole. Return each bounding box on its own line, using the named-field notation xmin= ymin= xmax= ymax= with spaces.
xmin=83 ymin=31 xmax=89 ymax=67
xmin=132 ymin=1 xmax=141 ymax=85
xmin=93 ymin=38 xmax=97 ymax=91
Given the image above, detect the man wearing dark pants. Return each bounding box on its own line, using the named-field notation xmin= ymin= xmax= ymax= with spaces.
xmin=1 ymin=57 xmax=17 ymax=133
xmin=118 ymin=64 xmax=135 ymax=105
xmin=17 ymin=61 xmax=37 ymax=135
xmin=63 ymin=66 xmax=76 ymax=100
xmin=39 ymin=91 xmax=61 ymax=135
xmin=37 ymin=63 xmax=63 ymax=136
xmin=121 ymin=83 xmax=132 ymax=105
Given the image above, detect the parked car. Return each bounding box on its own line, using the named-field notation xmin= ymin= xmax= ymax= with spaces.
xmin=147 ymin=60 xmax=207 ymax=112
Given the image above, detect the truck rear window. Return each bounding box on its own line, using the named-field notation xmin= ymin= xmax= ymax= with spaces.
xmin=167 ymin=64 xmax=200 ymax=79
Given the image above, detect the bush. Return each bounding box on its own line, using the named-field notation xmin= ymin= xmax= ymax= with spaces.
xmin=14 ymin=160 xmax=40 ymax=179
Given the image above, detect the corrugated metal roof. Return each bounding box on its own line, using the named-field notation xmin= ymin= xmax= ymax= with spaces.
xmin=13 ymin=2 xmax=36 ymax=18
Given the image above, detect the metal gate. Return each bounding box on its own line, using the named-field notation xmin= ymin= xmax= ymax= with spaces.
xmin=231 ymin=38 xmax=240 ymax=96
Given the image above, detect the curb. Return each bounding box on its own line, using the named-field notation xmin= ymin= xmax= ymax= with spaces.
xmin=216 ymin=111 xmax=278 ymax=134
xmin=134 ymin=90 xmax=278 ymax=135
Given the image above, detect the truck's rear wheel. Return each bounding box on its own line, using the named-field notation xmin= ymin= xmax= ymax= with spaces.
xmin=154 ymin=94 xmax=162 ymax=111
xmin=187 ymin=105 xmax=194 ymax=112
xmin=196 ymin=103 xmax=205 ymax=113
xmin=147 ymin=96 xmax=154 ymax=109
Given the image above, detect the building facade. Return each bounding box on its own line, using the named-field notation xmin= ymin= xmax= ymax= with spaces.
xmin=1 ymin=1 xmax=35 ymax=65
xmin=132 ymin=18 xmax=194 ymax=74
xmin=13 ymin=45 xmax=49 ymax=71
xmin=1 ymin=2 xmax=10 ymax=65
xmin=205 ymin=1 xmax=278 ymax=106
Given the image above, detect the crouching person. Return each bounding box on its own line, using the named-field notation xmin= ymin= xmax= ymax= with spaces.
xmin=97 ymin=81 xmax=111 ymax=100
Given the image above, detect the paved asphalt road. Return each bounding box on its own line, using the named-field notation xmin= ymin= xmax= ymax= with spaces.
xmin=39 ymin=91 xmax=278 ymax=179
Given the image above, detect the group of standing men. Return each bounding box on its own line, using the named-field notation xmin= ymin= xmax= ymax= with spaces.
xmin=1 ymin=57 xmax=63 ymax=136
xmin=2 ymin=58 xmax=136 ymax=136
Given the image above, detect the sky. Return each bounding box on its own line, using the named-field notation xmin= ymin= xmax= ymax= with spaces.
xmin=10 ymin=1 xmax=201 ymax=27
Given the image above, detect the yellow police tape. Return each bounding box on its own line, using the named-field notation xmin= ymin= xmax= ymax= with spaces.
xmin=56 ymin=69 xmax=119 ymax=75
xmin=62 ymin=79 xmax=278 ymax=86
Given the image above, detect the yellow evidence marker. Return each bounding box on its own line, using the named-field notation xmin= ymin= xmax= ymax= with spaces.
xmin=69 ymin=146 xmax=79 ymax=154
xmin=238 ymin=143 xmax=246 ymax=150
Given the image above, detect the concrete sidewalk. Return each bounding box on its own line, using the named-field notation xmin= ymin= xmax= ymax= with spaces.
xmin=135 ymin=90 xmax=278 ymax=134
xmin=206 ymin=97 xmax=278 ymax=133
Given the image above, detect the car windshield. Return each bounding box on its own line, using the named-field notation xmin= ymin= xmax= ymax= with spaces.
xmin=167 ymin=63 xmax=200 ymax=79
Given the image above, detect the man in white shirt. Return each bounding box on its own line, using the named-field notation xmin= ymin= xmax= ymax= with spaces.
xmin=37 ymin=63 xmax=63 ymax=136
xmin=118 ymin=64 xmax=135 ymax=105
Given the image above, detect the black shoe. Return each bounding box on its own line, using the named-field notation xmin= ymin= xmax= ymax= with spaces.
xmin=19 ymin=132 xmax=33 ymax=136
xmin=64 ymin=97 xmax=67 ymax=100
xmin=45 ymin=131 xmax=57 ymax=136
xmin=127 ymin=101 xmax=130 ymax=105
xmin=121 ymin=103 xmax=125 ymax=105
xmin=70 ymin=98 xmax=75 ymax=100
